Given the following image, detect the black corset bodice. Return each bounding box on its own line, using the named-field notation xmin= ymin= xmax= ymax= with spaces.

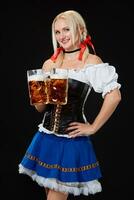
xmin=43 ymin=79 xmax=90 ymax=135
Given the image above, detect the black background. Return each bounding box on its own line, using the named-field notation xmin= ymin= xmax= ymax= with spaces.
xmin=0 ymin=1 xmax=133 ymax=200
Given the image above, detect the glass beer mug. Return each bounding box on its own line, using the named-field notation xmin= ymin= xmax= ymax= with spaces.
xmin=27 ymin=69 xmax=49 ymax=105
xmin=48 ymin=68 xmax=68 ymax=105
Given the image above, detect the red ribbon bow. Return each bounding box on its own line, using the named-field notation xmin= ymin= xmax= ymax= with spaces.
xmin=78 ymin=35 xmax=96 ymax=60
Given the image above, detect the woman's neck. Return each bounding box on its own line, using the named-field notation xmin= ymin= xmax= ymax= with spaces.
xmin=63 ymin=48 xmax=81 ymax=60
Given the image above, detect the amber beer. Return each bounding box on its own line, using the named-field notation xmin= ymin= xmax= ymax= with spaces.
xmin=27 ymin=69 xmax=48 ymax=105
xmin=49 ymin=68 xmax=68 ymax=105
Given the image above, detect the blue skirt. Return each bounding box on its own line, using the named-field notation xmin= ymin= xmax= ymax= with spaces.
xmin=19 ymin=131 xmax=102 ymax=196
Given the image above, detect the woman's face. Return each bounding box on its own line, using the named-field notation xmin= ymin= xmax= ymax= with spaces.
xmin=54 ymin=18 xmax=79 ymax=51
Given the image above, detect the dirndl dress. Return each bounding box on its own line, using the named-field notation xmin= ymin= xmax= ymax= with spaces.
xmin=19 ymin=64 xmax=121 ymax=196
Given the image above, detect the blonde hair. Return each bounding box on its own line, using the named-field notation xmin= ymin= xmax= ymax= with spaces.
xmin=51 ymin=10 xmax=90 ymax=64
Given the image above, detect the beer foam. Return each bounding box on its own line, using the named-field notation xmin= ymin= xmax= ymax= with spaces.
xmin=28 ymin=74 xmax=44 ymax=81
xmin=51 ymin=74 xmax=67 ymax=79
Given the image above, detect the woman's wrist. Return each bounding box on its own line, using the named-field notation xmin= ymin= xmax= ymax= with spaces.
xmin=88 ymin=123 xmax=97 ymax=135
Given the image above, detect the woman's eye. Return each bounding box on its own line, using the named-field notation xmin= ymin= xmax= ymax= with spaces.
xmin=64 ymin=28 xmax=70 ymax=31
xmin=55 ymin=31 xmax=60 ymax=35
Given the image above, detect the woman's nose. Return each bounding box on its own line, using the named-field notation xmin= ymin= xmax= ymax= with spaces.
xmin=59 ymin=32 xmax=66 ymax=39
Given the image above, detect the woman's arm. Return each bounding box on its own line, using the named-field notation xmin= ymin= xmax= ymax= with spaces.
xmin=91 ymin=88 xmax=121 ymax=133
xmin=67 ymin=88 xmax=121 ymax=137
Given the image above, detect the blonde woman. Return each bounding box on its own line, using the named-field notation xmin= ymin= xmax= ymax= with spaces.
xmin=19 ymin=10 xmax=121 ymax=200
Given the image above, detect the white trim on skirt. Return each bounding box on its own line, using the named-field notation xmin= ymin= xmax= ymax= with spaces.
xmin=19 ymin=164 xmax=102 ymax=196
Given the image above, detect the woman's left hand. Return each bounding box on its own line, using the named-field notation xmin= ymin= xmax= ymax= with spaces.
xmin=66 ymin=122 xmax=95 ymax=138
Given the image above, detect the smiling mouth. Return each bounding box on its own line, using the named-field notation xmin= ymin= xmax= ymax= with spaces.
xmin=61 ymin=41 xmax=69 ymax=45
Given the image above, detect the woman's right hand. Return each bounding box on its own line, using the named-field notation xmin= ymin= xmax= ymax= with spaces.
xmin=34 ymin=103 xmax=46 ymax=112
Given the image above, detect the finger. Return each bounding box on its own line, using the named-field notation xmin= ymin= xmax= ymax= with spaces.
xmin=66 ymin=126 xmax=78 ymax=131
xmin=69 ymin=129 xmax=80 ymax=136
xmin=70 ymin=134 xmax=78 ymax=138
xmin=69 ymin=122 xmax=79 ymax=126
xmin=69 ymin=132 xmax=82 ymax=138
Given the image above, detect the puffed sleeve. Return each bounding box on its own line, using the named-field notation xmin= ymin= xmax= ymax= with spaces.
xmin=84 ymin=63 xmax=121 ymax=98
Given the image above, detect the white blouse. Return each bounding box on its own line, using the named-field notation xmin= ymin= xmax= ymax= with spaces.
xmin=68 ymin=62 xmax=121 ymax=98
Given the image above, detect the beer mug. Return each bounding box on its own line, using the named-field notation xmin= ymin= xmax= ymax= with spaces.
xmin=27 ymin=69 xmax=49 ymax=105
xmin=48 ymin=68 xmax=68 ymax=105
